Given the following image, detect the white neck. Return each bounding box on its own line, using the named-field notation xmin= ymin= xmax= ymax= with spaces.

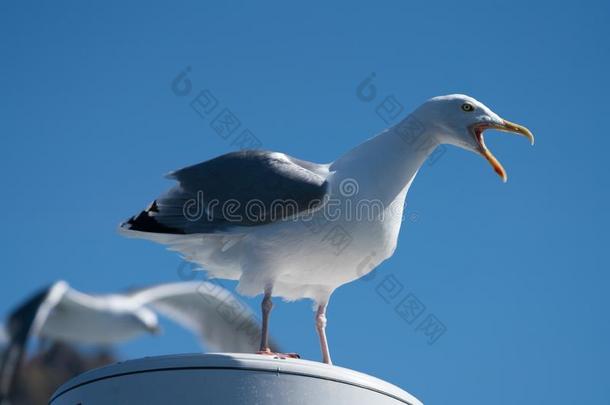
xmin=330 ymin=114 xmax=439 ymax=204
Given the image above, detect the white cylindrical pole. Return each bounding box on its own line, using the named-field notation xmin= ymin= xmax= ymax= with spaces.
xmin=50 ymin=353 xmax=423 ymax=405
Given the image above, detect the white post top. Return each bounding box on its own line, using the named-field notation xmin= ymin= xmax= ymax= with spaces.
xmin=50 ymin=353 xmax=423 ymax=405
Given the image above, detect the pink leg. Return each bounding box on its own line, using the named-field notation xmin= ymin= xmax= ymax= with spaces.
xmin=316 ymin=304 xmax=332 ymax=365
xmin=256 ymin=287 xmax=300 ymax=359
xmin=259 ymin=288 xmax=273 ymax=352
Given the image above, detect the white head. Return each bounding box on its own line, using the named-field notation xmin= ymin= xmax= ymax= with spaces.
xmin=414 ymin=94 xmax=534 ymax=182
xmin=132 ymin=307 xmax=161 ymax=335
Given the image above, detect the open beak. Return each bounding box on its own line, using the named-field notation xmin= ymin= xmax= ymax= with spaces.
xmin=470 ymin=120 xmax=534 ymax=183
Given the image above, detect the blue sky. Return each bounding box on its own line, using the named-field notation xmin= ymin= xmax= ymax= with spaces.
xmin=1 ymin=1 xmax=609 ymax=403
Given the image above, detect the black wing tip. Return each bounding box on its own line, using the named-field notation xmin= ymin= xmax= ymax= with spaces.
xmin=121 ymin=201 xmax=185 ymax=235
xmin=6 ymin=284 xmax=56 ymax=341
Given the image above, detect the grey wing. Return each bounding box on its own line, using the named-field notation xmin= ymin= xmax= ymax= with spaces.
xmin=132 ymin=282 xmax=275 ymax=353
xmin=120 ymin=150 xmax=329 ymax=235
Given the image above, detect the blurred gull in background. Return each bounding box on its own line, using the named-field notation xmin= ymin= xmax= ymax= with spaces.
xmin=0 ymin=280 xmax=272 ymax=403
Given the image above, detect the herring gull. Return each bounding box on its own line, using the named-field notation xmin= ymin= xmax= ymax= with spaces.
xmin=121 ymin=94 xmax=534 ymax=364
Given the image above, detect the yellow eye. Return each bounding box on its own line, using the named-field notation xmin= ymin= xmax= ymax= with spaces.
xmin=461 ymin=103 xmax=475 ymax=112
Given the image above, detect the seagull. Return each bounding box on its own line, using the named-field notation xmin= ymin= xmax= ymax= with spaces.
xmin=0 ymin=280 xmax=273 ymax=402
xmin=120 ymin=94 xmax=534 ymax=365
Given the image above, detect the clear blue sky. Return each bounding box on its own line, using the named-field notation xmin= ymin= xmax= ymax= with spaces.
xmin=1 ymin=1 xmax=608 ymax=403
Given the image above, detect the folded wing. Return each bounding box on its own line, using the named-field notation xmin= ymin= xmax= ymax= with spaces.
xmin=121 ymin=150 xmax=329 ymax=235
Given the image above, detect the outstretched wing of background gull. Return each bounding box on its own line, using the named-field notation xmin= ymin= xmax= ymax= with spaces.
xmin=0 ymin=280 xmax=272 ymax=402
xmin=129 ymin=281 xmax=270 ymax=353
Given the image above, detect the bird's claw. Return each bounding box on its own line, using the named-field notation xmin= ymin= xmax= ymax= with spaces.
xmin=256 ymin=349 xmax=300 ymax=360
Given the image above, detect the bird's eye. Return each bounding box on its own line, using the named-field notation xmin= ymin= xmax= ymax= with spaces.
xmin=461 ymin=103 xmax=475 ymax=112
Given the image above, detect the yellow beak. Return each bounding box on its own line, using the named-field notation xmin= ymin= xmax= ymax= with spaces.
xmin=471 ymin=120 xmax=534 ymax=183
